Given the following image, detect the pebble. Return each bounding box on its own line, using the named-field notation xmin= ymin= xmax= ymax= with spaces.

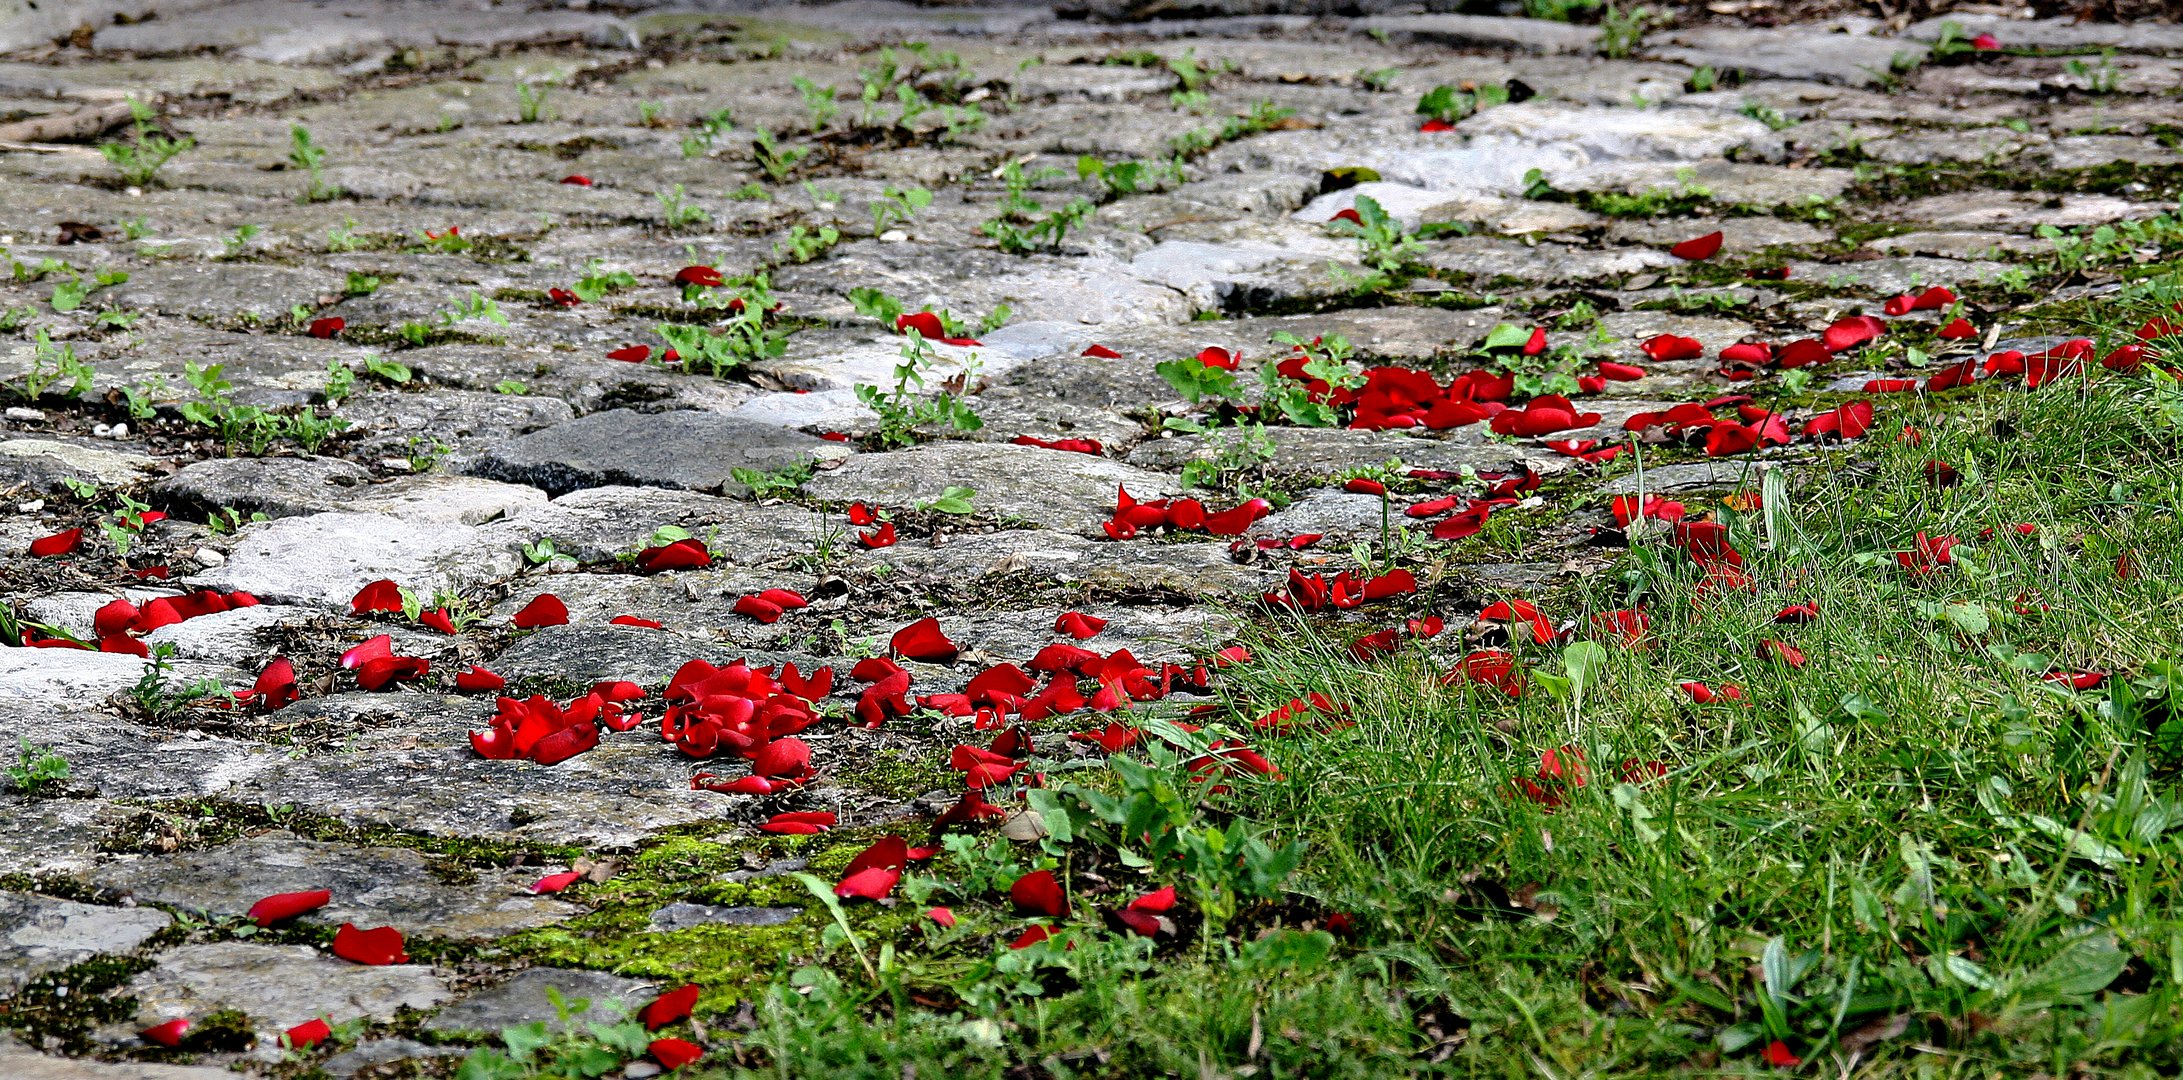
xmin=5 ymin=407 xmax=44 ymax=422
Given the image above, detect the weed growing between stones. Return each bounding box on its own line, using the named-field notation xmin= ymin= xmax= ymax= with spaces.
xmin=99 ymin=99 xmax=193 ymax=188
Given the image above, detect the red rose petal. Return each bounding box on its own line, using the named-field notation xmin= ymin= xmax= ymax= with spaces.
xmin=248 ymin=888 xmax=333 ymax=927
xmin=1009 ymin=870 xmax=1068 ymax=917
xmin=1669 ymin=231 xmax=1723 ymax=260
xmin=28 ymin=528 xmax=82 ymax=557
xmin=284 ymin=1018 xmax=332 ymax=1049
xmin=142 ymin=1019 xmax=190 ymax=1047
xmin=642 ymin=984 xmax=700 ymax=1030
xmin=511 ymin=594 xmax=569 ymax=629
xmin=331 ymin=923 xmax=407 ymax=965
xmin=650 ymin=1038 xmax=703 ymax=1070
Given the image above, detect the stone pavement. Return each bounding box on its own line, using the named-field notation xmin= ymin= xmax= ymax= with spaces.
xmin=0 ymin=1 xmax=2176 ymax=1071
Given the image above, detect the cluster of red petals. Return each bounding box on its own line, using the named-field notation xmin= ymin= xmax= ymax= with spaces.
xmin=760 ymin=810 xmax=837 ymax=834
xmin=1881 ymin=286 xmax=1957 ymax=317
xmin=1253 ymin=691 xmax=1354 ymax=733
xmin=333 ymin=634 xmax=426 ymax=691
xmin=1103 ymin=486 xmax=1271 ymax=540
xmin=1680 ymin=681 xmax=1748 ymax=705
xmin=665 ymin=659 xmax=827 ymax=790
xmin=1622 ymin=396 xmax=1799 ymax=457
xmin=238 ymin=657 xmax=300 ymax=711
xmin=1512 ymin=746 xmax=1588 ymax=808
xmin=1896 ymin=531 xmax=1958 ymax=575
xmin=1490 ymin=395 xmax=1603 ymax=437
xmin=1264 ymin=567 xmax=1415 ymax=611
xmin=469 ymin=691 xmax=627 ymax=765
xmin=307 ymin=316 xmax=344 ymax=338
xmin=86 ymin=588 xmax=260 ymax=657
xmin=835 ymin=835 xmax=912 ymax=900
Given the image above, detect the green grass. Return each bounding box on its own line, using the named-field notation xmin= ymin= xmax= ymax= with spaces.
xmin=626 ymin=274 xmax=2183 ymax=1078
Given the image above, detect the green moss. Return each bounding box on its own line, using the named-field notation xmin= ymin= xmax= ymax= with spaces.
xmin=837 ymin=748 xmax=953 ymax=800
xmin=489 ymin=830 xmax=919 ymax=1013
xmin=0 ymin=953 xmax=157 ymax=1053
xmin=1838 ymin=157 xmax=2183 ymax=205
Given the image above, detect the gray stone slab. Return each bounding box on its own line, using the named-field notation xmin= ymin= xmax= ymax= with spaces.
xmin=647 ymin=902 xmax=800 ymax=930
xmin=119 ymin=941 xmax=449 ymax=1034
xmin=0 ymin=892 xmax=172 ymax=993
xmin=189 ymin=511 xmax=523 ymax=608
xmin=804 ymin=442 xmax=1184 ymax=537
xmin=154 ymin=456 xmax=374 ymax=519
xmin=92 ymin=834 xmax=579 ymax=940
xmin=0 ymin=439 xmax=158 ymax=493
xmin=427 ymin=967 xmax=656 ymax=1034
xmin=0 ymin=1042 xmax=234 ymax=1080
xmin=1348 ymin=14 xmax=1599 ymax=55
xmin=467 ymin=409 xmax=827 ymax=497
xmin=1650 ymin=25 xmax=1927 ymax=87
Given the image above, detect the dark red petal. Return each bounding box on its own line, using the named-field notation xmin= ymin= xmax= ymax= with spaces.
xmin=1009 ymin=870 xmax=1068 ymax=917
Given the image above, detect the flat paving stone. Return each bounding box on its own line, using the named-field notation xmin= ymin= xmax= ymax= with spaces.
xmin=0 ymin=1042 xmax=234 ymax=1080
xmin=189 ymin=511 xmax=523 ymax=607
xmin=804 ymin=441 xmax=1186 ymax=536
xmin=425 ymin=967 xmax=657 ymax=1034
xmin=117 ymin=941 xmax=449 ymax=1035
xmin=0 ymin=892 xmax=172 ymax=993
xmin=467 ymin=409 xmax=830 ymax=497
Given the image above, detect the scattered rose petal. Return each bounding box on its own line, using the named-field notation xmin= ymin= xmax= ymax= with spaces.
xmin=248 ymin=888 xmax=331 ymax=927
xmin=28 ymin=528 xmax=82 ymax=557
xmin=142 ymin=1019 xmax=189 ymax=1047
xmin=1669 ymin=231 xmax=1723 ymax=260
xmin=1009 ymin=870 xmax=1067 ymax=917
xmin=511 ymin=594 xmax=569 ymax=629
xmin=650 ymin=1037 xmax=704 ymax=1070
xmin=642 ymin=984 xmax=700 ymax=1030
xmin=285 ymin=1018 xmax=332 ymax=1049
xmin=331 ymin=923 xmax=407 ymax=965
xmin=530 ymin=871 xmax=582 ymax=895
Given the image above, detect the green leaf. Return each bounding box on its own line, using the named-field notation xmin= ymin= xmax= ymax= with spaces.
xmin=1561 ymin=641 xmax=1609 ymax=702
xmin=1480 ymin=323 xmax=1531 ymax=351
xmin=2012 ymin=933 xmax=2127 ymax=1004
xmin=498 ymin=1020 xmax=552 ymax=1062
xmin=920 ymin=485 xmax=976 ymax=515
